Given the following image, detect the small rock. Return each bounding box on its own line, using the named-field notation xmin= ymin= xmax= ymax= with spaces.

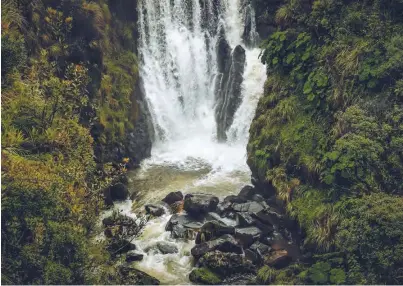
xmin=145 ymin=204 xmax=165 ymax=217
xmin=191 ymin=234 xmax=242 ymax=258
xmin=156 ymin=241 xmax=178 ymax=254
xmin=238 ymin=185 xmax=256 ymax=200
xmin=236 ymin=212 xmax=255 ymax=227
xmin=162 ymin=191 xmax=183 ymax=205
xmin=108 ymin=240 xmax=136 ymax=255
xmin=126 ymin=251 xmax=144 ymax=262
xmin=184 ymin=193 xmax=219 ymax=216
xmin=235 ymin=227 xmax=262 ymax=247
xmin=264 ymin=249 xmax=292 ymax=269
xmin=169 ymin=200 xmax=184 ymax=214
xmin=189 ymin=267 xmax=222 ymax=285
xmin=233 ymin=201 xmax=265 ymax=213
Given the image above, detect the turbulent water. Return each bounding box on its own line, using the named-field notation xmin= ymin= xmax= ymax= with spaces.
xmin=109 ymin=0 xmax=266 ymax=283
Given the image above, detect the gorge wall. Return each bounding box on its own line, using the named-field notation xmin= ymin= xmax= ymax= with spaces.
xmin=247 ymin=0 xmax=403 ymax=284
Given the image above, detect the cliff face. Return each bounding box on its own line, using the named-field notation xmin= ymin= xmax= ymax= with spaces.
xmin=1 ymin=0 xmax=152 ymax=284
xmin=247 ymin=0 xmax=403 ymax=284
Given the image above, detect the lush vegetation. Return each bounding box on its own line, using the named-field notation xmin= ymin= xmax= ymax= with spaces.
xmin=1 ymin=0 xmax=144 ymax=284
xmin=248 ymin=0 xmax=403 ymax=284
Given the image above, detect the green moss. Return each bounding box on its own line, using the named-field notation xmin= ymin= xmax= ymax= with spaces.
xmin=189 ymin=268 xmax=222 ymax=285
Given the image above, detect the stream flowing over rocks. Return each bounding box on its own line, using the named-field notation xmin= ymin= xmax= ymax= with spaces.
xmin=98 ymin=0 xmax=300 ymax=284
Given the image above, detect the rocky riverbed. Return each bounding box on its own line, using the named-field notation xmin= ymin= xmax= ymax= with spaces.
xmin=102 ymin=181 xmax=301 ymax=284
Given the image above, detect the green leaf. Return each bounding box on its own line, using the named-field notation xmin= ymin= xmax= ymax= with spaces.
xmin=303 ymin=81 xmax=312 ymax=94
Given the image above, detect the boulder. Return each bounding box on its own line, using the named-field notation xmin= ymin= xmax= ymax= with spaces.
xmin=118 ymin=264 xmax=160 ymax=285
xmin=156 ymin=241 xmax=178 ymax=254
xmin=236 ymin=212 xmax=255 ymax=227
xmin=109 ymin=183 xmax=129 ymax=201
xmin=145 ymin=204 xmax=165 ymax=217
xmin=245 ymin=249 xmax=260 ymax=264
xmin=126 ymin=251 xmax=144 ymax=262
xmin=263 ymin=249 xmax=292 ymax=269
xmin=254 ymin=209 xmax=283 ymax=227
xmin=184 ymin=193 xmax=219 ymax=216
xmin=189 ymin=268 xmax=222 ymax=285
xmin=199 ymin=250 xmax=255 ymax=276
xmin=216 ymin=201 xmax=232 ymax=215
xmin=108 ymin=239 xmax=136 ymax=255
xmin=191 ymin=234 xmax=242 ymax=259
xmin=238 ymin=185 xmax=256 ymax=200
xmin=222 ymin=273 xmax=256 ymax=285
xmin=166 ymin=213 xmax=204 ymax=239
xmin=195 ymin=220 xmax=235 ymax=244
xmin=224 ymin=195 xmax=247 ymax=204
xmin=250 ymin=241 xmax=271 ymax=256
xmin=233 ymin=201 xmax=265 ymax=213
xmin=235 ymin=227 xmax=262 ymax=247
xmin=162 ymin=191 xmax=183 ymax=205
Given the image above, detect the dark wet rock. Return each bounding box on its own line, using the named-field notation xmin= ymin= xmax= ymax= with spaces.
xmin=252 ymin=194 xmax=265 ymax=202
xmin=118 ymin=264 xmax=160 ymax=285
xmin=162 ymin=191 xmax=183 ymax=205
xmin=102 ymin=213 xmax=135 ymax=227
xmin=254 ymin=209 xmax=283 ymax=227
xmin=105 ymin=183 xmax=129 ymax=202
xmin=156 ymin=241 xmax=178 ymax=254
xmin=250 ymin=241 xmax=271 ymax=256
xmin=224 ymin=195 xmax=247 ymax=204
xmin=169 ymin=200 xmax=184 ymax=214
xmin=108 ymin=239 xmax=136 ymax=255
xmin=166 ymin=213 xmax=204 ymax=239
xmin=238 ymin=185 xmax=256 ymax=200
xmin=145 ymin=204 xmax=165 ymax=217
xmin=233 ymin=201 xmax=265 ymax=213
xmin=245 ymin=249 xmax=260 ymax=264
xmin=216 ymin=28 xmax=231 ymax=74
xmin=191 ymin=234 xmax=242 ymax=259
xmin=126 ymin=251 xmax=144 ymax=262
xmin=195 ymin=220 xmax=235 ymax=244
xmin=184 ymin=193 xmax=219 ymax=216
xmin=263 ymin=249 xmax=292 ymax=269
xmin=215 ymin=44 xmax=246 ymax=141
xmin=205 ymin=212 xmax=223 ymax=222
xmin=189 ymin=267 xmax=222 ymax=285
xmin=216 ymin=201 xmax=232 ymax=215
xmin=236 ymin=212 xmax=255 ymax=227
xmin=222 ymin=273 xmax=256 ymax=285
xmin=199 ymin=250 xmax=256 ymax=276
xmin=235 ymin=226 xmax=262 ymax=247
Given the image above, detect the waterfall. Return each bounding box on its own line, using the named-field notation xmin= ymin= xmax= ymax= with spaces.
xmin=120 ymin=2 xmax=266 ymax=283
xmin=138 ymin=0 xmax=265 ymax=171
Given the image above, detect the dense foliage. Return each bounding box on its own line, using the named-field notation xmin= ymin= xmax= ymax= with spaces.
xmin=248 ymin=0 xmax=403 ymax=283
xmin=1 ymin=0 xmax=143 ymax=284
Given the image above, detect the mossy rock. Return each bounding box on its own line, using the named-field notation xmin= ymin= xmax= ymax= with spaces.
xmin=189 ymin=268 xmax=222 ymax=285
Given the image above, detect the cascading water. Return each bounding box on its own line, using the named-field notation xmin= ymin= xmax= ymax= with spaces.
xmin=107 ymin=0 xmax=266 ymax=283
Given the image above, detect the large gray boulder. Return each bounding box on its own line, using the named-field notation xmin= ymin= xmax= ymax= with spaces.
xmin=184 ymin=193 xmax=219 ymax=216
xmin=162 ymin=191 xmax=183 ymax=205
xmin=195 ymin=220 xmax=235 ymax=244
xmin=165 ymin=213 xmax=204 ymax=239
